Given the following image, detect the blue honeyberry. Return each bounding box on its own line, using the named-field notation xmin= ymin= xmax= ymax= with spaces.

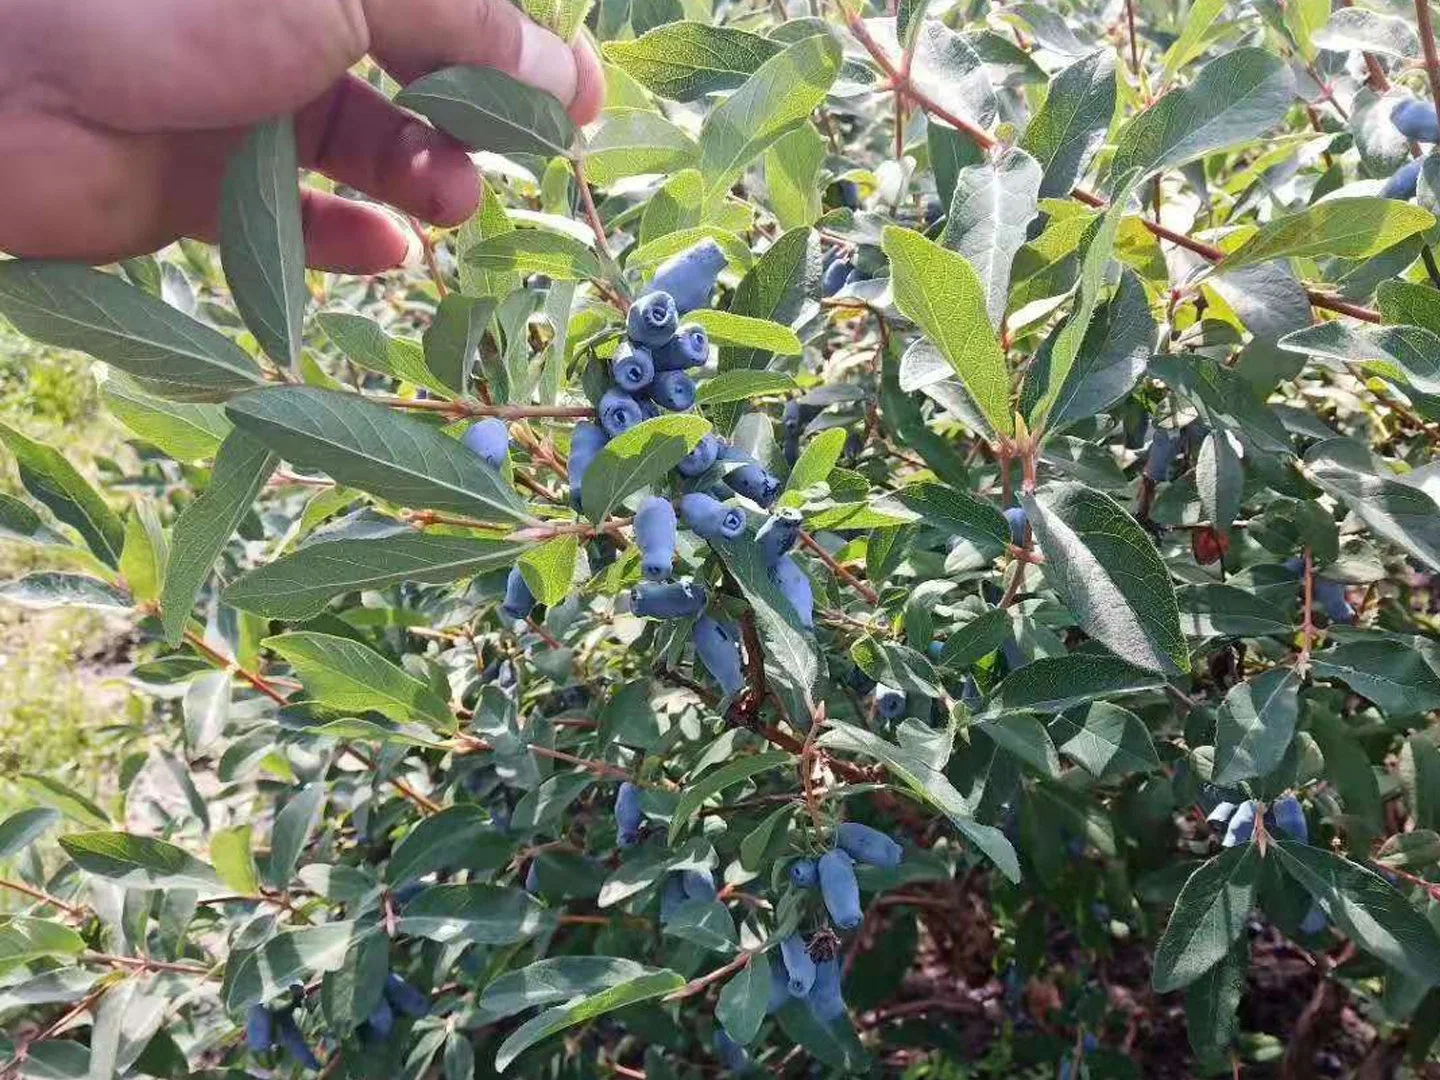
xmin=960 ymin=675 xmax=982 ymax=709
xmin=835 ymin=179 xmax=861 ymax=210
xmin=807 ymin=957 xmax=846 ymax=1022
xmin=525 ymin=859 xmax=542 ymax=893
xmin=639 ymin=397 xmax=660 ymax=420
xmin=627 ymin=290 xmax=680 ymax=346
xmin=1144 ymin=427 xmax=1180 ymax=481
xmin=712 ymin=1028 xmax=750 ymax=1073
xmin=874 ymin=683 xmax=906 ymax=721
xmin=501 ymin=566 xmax=536 ymax=622
xmin=780 ymin=932 xmax=816 ymax=997
xmin=245 ymin=1004 xmax=273 ymax=1052
xmin=659 ymin=874 xmax=688 ymax=922
xmin=461 ymin=417 xmax=510 ymax=471
xmin=635 ymin=496 xmax=678 ymax=581
xmin=385 ymin=974 xmax=429 ymax=1018
xmin=821 ymin=257 xmax=852 ymax=297
xmin=789 ymin=858 xmax=818 ymax=888
xmin=681 ymin=868 xmax=718 ymax=901
xmin=679 ymin=492 xmax=746 ymax=542
xmin=1206 ymin=802 xmax=1238 ymax=828
xmin=783 ymin=399 xmax=823 ymax=436
xmin=273 ymin=1013 xmax=321 ymax=1070
xmin=1223 ymin=800 xmax=1258 ymax=847
xmin=766 ymin=962 xmax=792 ymax=1014
xmin=1314 ymin=578 xmax=1354 ymax=625
xmin=1272 ymin=795 xmax=1308 ymax=843
xmin=612 ymin=341 xmax=656 ymax=393
xmin=756 ymin=507 xmax=802 ymax=567
xmin=676 ymin=433 xmax=721 ymax=478
xmin=568 ymin=421 xmax=608 ymax=510
xmin=615 ymin=781 xmax=644 ymax=845
xmin=719 ymin=446 xmax=780 ymax=506
xmin=1004 ymin=506 xmax=1028 ymax=546
xmin=366 ymin=995 xmax=395 ymax=1039
xmin=1300 ymin=904 xmax=1329 ymax=935
xmin=771 ymin=555 xmax=814 ymax=629
xmin=1392 ymin=98 xmax=1440 ymax=142
xmin=695 ymin=614 xmax=746 ymax=696
xmin=649 ymin=239 xmax=727 ymax=315
xmin=649 ymin=370 xmax=696 ymax=412
xmin=654 ymin=324 xmax=710 ymax=371
xmin=818 ymin=849 xmax=862 ymax=930
xmin=1382 ymin=158 xmax=1423 ymax=200
xmin=783 ymin=428 xmax=800 ymax=468
xmin=598 ymin=388 xmax=646 ymax=437
xmin=836 ymin=822 xmax=904 ymax=870
xmin=631 ymin=580 xmax=708 ymax=619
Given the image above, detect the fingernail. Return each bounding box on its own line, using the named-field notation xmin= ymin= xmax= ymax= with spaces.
xmin=517 ymin=21 xmax=579 ymax=108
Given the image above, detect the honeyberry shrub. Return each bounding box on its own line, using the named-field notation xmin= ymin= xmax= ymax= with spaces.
xmin=7 ymin=0 xmax=1440 ymax=1078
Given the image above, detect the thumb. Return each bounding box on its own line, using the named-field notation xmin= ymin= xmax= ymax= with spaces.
xmin=363 ymin=0 xmax=604 ymax=124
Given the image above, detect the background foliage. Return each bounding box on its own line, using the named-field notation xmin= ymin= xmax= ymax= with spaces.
xmin=4 ymin=0 xmax=1440 ymax=1077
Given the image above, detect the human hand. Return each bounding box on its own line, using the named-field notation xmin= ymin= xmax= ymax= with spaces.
xmin=0 ymin=0 xmax=605 ymax=272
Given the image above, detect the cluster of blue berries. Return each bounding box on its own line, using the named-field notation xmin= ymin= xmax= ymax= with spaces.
xmin=1210 ymin=795 xmax=1327 ymax=934
xmin=244 ymin=976 xmax=427 ymax=1068
xmin=820 ymin=248 xmax=874 ymax=298
xmin=1383 ymin=100 xmax=1439 ymax=199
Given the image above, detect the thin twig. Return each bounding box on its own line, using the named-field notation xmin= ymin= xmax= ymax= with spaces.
xmin=0 ymin=878 xmax=86 ymax=919
xmin=799 ymin=531 xmax=879 ymax=604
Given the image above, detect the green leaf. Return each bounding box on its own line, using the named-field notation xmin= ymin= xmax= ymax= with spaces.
xmin=819 ymin=719 xmax=1020 ymax=882
xmin=670 ymin=751 xmax=789 ymax=842
xmin=321 ymin=929 xmax=389 ymax=1035
xmin=119 ymin=501 xmax=167 ymax=605
xmin=266 ymin=632 xmax=453 ymax=728
xmin=223 ymin=922 xmax=374 ymax=1012
xmin=603 ymin=23 xmax=780 ymax=101
xmin=940 ymin=148 xmax=1042 ymax=326
xmin=18 ymin=774 xmax=109 ymax=829
xmin=397 ymin=883 xmax=555 ymax=945
xmin=774 ymin=998 xmax=871 ymax=1073
xmin=716 ymin=952 xmax=770 ymax=1045
xmin=519 ymin=535 xmax=578 ymax=608
xmin=1310 ymin=635 xmax=1440 ymax=715
xmin=1152 ymin=844 xmax=1261 ymax=992
xmin=1274 ymin=842 xmax=1440 ymax=984
xmin=100 ymin=371 xmax=232 ymax=461
xmin=1020 ymin=50 xmax=1117 ymax=198
xmin=1039 ymin=270 xmax=1156 ymax=431
xmin=494 ymin=969 xmax=685 ymax=1071
xmin=1022 ymin=483 xmax=1189 ymax=674
xmin=1225 ymin=198 xmax=1435 ymax=270
xmin=0 ymin=573 xmax=131 ymax=611
xmin=1313 ymin=7 xmax=1420 ymax=58
xmin=160 ymin=429 xmax=277 ymax=644
xmin=937 ymin=608 xmax=1011 ymax=669
xmin=765 ymin=123 xmax=826 ymax=231
xmin=318 ymin=312 xmax=453 ymax=397
xmin=219 ymin=117 xmax=307 ymax=369
xmin=265 ymin=783 xmax=327 ymax=890
xmin=1147 ymin=353 xmax=1292 ymax=456
xmin=0 ymin=422 xmax=123 ymax=568
xmin=0 ymin=807 xmax=61 ymax=860
xmin=1196 ymin=431 xmax=1243 ymax=529
xmin=459 ymin=184 xmax=521 ymax=298
xmin=59 ymin=831 xmax=220 ymax=890
xmin=1050 ymin=701 xmax=1160 ymax=777
xmin=977 ymin=714 xmax=1060 ymax=777
xmin=698 ymin=32 xmax=842 ymax=205
xmin=1111 ymin=48 xmax=1296 ymax=181
xmin=0 ymin=917 xmax=85 ymax=965
xmin=0 ymin=494 xmax=66 ymax=550
xmin=464 ymin=230 xmax=602 ymax=281
xmin=423 ymin=295 xmax=496 ymax=396
xmin=478 ymin=957 xmax=666 ymax=1021
xmin=516 ymin=0 xmax=592 ymax=42
xmin=1212 ymin=668 xmax=1301 ymax=784
xmin=225 ymin=533 xmax=532 ymax=621
xmin=687 ymin=311 xmax=802 ymax=356
xmin=1280 ymin=321 xmax=1440 ymax=397
xmin=1304 ymin=438 xmax=1440 ymax=572
xmin=721 ymin=227 xmax=820 ymax=373
xmin=985 ymin=653 xmax=1166 ymax=715
xmin=396 ymin=66 xmax=575 ymax=158
xmin=225 ymin=386 xmax=533 ymax=524
xmin=1160 ymin=0 xmax=1228 ymax=80
xmin=1185 ymin=940 xmax=1247 ymax=1055
xmin=883 ymin=226 xmax=1012 ymax=438
xmin=210 ymin=826 xmax=261 ymax=895
xmin=387 ymin=805 xmax=515 ymax=885
xmin=583 ymin=109 xmax=697 ymax=185
xmin=597 ymin=836 xmax=715 ymax=907
xmin=894 ymin=481 xmax=1011 ymax=551
xmin=783 ymin=428 xmax=847 ymax=499
xmin=663 ymin=898 xmax=738 ymax=952
xmin=581 ymin=414 xmax=710 ymax=523
xmin=851 ymin=636 xmax=942 ymax=697
xmin=0 ymin=262 xmax=265 ymax=402
xmin=694 ymin=370 xmax=798 ymax=406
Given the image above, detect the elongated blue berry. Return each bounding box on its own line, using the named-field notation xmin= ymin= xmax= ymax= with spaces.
xmin=649 ymin=370 xmax=696 ymax=411
xmin=1223 ymin=800 xmax=1257 ymax=847
xmin=874 ymin=683 xmax=906 ymax=720
xmin=245 ymin=1004 xmax=273 ymax=1051
xmin=627 ymin=290 xmax=679 ymax=346
xmin=366 ymin=996 xmax=395 ymax=1039
xmin=679 ymin=492 xmax=745 ymax=541
xmin=462 ymin=418 xmax=509 ymax=471
xmin=568 ymin=421 xmax=607 ymax=510
xmin=681 ymin=868 xmax=717 ymax=901
xmin=677 ymin=433 xmax=721 ymax=478
xmin=654 ymin=324 xmax=709 ymax=371
xmin=771 ymin=555 xmax=814 ymax=629
xmin=635 ymin=496 xmax=677 ymax=580
xmin=818 ymin=849 xmax=862 ymax=930
xmin=525 ymin=859 xmax=542 ymax=893
xmin=650 ymin=239 xmax=727 ymax=314
xmin=837 ymin=822 xmax=904 ymax=869
xmin=1206 ymin=802 xmax=1238 ymax=827
xmin=756 ymin=508 xmax=802 ymax=567
xmin=615 ymin=781 xmax=644 ymax=844
xmin=807 ymin=957 xmax=846 ymax=1022
xmin=659 ymin=874 xmax=687 ymax=922
xmin=612 ymin=342 xmax=655 ymax=393
xmin=789 ymin=858 xmax=818 ymax=888
xmin=1004 ymin=506 xmax=1027 ymax=546
xmin=273 ymin=1013 xmax=321 ymax=1070
xmin=835 ymin=179 xmax=861 ymax=209
xmin=385 ymin=974 xmax=429 ymax=1018
xmin=501 ymin=566 xmax=535 ymax=622
xmin=631 ymin=580 xmax=708 ymax=619
xmin=845 ymin=665 xmax=876 ymax=694
xmin=822 ymin=257 xmax=852 ymax=297
xmin=1392 ymin=98 xmax=1440 ymax=142
xmin=719 ymin=446 xmax=780 ymax=506
xmin=598 ymin=388 xmax=645 ymax=437
xmin=783 ymin=428 xmax=800 ymax=467
xmin=695 ymin=615 xmax=745 ymax=695
xmin=713 ymin=1027 xmax=750 ymax=1072
xmin=1382 ymin=158 xmax=1422 ymax=200
xmin=1144 ymin=428 xmax=1180 ymax=480
xmin=1299 ymin=904 xmax=1328 ymax=935
xmin=780 ymin=932 xmax=816 ymax=997
xmin=1314 ymin=578 xmax=1354 ymax=624
xmin=1272 ymin=795 xmax=1308 ymax=843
